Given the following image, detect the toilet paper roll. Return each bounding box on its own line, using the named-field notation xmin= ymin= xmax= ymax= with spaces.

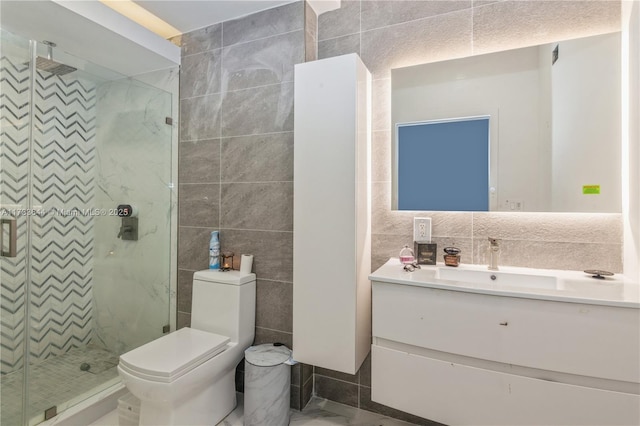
xmin=240 ymin=254 xmax=254 ymax=274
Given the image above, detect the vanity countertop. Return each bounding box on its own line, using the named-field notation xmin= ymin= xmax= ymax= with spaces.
xmin=369 ymin=259 xmax=640 ymax=309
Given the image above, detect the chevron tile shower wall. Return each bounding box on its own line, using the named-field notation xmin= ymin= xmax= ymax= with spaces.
xmin=1 ymin=54 xmax=98 ymax=374
xmin=1 ymin=54 xmax=30 ymax=374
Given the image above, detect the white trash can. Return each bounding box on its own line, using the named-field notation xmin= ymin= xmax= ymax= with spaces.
xmin=244 ymin=343 xmax=292 ymax=426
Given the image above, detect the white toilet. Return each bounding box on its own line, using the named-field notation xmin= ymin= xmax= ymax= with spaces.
xmin=117 ymin=270 xmax=256 ymax=425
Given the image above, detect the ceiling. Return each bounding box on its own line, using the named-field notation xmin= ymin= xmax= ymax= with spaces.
xmin=0 ymin=0 xmax=340 ymax=77
xmin=0 ymin=0 xmax=181 ymax=76
xmin=126 ymin=0 xmax=340 ymax=39
xmin=133 ymin=1 xmax=295 ymax=38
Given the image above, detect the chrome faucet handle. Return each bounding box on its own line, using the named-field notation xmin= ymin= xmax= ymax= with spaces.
xmin=488 ymin=237 xmax=500 ymax=270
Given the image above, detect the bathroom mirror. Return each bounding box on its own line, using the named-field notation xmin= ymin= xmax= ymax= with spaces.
xmin=392 ymin=31 xmax=621 ymax=213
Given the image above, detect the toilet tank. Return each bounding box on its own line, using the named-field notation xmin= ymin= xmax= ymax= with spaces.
xmin=191 ymin=270 xmax=256 ymax=344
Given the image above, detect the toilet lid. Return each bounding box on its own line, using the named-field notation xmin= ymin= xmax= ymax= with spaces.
xmin=119 ymin=328 xmax=229 ymax=382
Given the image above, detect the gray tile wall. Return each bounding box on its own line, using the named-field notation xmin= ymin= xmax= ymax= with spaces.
xmin=175 ymin=0 xmax=622 ymax=420
xmin=315 ymin=0 xmax=622 ymax=423
xmin=175 ymin=1 xmax=314 ymax=410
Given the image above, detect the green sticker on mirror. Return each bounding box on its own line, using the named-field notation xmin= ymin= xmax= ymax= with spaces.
xmin=583 ymin=185 xmax=600 ymax=195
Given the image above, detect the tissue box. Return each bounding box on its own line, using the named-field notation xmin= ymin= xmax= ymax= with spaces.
xmin=414 ymin=242 xmax=437 ymax=265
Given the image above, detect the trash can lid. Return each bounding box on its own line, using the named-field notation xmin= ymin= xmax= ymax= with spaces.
xmin=245 ymin=343 xmax=292 ymax=367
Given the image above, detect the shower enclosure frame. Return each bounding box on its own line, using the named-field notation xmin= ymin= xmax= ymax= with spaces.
xmin=1 ymin=31 xmax=179 ymax=426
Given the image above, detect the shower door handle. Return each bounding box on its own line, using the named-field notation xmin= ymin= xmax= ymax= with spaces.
xmin=1 ymin=217 xmax=17 ymax=257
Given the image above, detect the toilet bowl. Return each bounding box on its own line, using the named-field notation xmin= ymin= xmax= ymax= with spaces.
xmin=117 ymin=270 xmax=256 ymax=425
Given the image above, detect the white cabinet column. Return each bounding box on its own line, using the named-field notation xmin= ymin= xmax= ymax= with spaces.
xmin=292 ymin=54 xmax=371 ymax=374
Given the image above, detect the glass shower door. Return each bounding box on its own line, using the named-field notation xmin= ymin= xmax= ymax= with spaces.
xmin=1 ymin=30 xmax=174 ymax=425
xmin=0 ymin=28 xmax=33 ymax=426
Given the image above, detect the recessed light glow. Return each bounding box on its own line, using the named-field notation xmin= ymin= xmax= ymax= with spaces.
xmin=100 ymin=0 xmax=181 ymax=39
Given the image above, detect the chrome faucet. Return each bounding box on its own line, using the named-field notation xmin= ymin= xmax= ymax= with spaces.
xmin=488 ymin=237 xmax=500 ymax=271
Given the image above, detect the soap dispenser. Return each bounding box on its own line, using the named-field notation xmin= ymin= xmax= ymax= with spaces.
xmin=209 ymin=231 xmax=220 ymax=269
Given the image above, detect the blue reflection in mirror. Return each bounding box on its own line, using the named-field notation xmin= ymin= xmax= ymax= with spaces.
xmin=397 ymin=116 xmax=490 ymax=211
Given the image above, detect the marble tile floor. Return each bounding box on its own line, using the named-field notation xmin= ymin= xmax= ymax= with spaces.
xmin=1 ymin=345 xmax=119 ymax=426
xmin=91 ymin=395 xmax=417 ymax=426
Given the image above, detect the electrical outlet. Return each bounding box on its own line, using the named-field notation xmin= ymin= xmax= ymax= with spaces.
xmin=503 ymin=199 xmax=524 ymax=211
xmin=414 ymin=217 xmax=431 ymax=242
xmin=419 ymin=223 xmax=426 ymax=236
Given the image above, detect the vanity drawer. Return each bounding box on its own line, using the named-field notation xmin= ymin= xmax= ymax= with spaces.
xmin=371 ymin=345 xmax=640 ymax=426
xmin=372 ymin=282 xmax=640 ymax=383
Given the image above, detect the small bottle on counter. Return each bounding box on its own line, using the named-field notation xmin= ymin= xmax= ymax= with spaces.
xmin=443 ymin=247 xmax=461 ymax=267
xmin=399 ymin=245 xmax=415 ymax=264
xmin=209 ymin=231 xmax=220 ymax=269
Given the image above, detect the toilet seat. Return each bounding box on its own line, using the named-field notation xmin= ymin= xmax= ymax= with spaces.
xmin=119 ymin=327 xmax=230 ymax=383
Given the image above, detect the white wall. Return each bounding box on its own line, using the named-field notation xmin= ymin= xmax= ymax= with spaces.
xmin=537 ymin=44 xmax=553 ymax=211
xmin=551 ymin=33 xmax=621 ymax=212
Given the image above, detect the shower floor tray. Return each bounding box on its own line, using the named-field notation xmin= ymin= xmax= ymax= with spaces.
xmin=1 ymin=345 xmax=119 ymax=426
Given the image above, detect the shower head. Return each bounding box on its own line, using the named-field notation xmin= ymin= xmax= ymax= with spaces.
xmin=35 ymin=41 xmax=76 ymax=76
xmin=36 ymin=56 xmax=77 ymax=76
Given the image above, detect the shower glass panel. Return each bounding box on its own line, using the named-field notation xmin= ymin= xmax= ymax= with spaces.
xmin=0 ymin=30 xmax=174 ymax=426
xmin=1 ymin=28 xmax=32 ymax=426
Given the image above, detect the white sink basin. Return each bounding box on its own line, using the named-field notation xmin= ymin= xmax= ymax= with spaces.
xmin=562 ymin=278 xmax=625 ymax=299
xmin=369 ymin=259 xmax=639 ymax=308
xmin=436 ymin=267 xmax=558 ymax=289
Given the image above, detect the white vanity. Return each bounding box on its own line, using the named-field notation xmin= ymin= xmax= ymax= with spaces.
xmin=370 ymin=259 xmax=640 ymax=425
